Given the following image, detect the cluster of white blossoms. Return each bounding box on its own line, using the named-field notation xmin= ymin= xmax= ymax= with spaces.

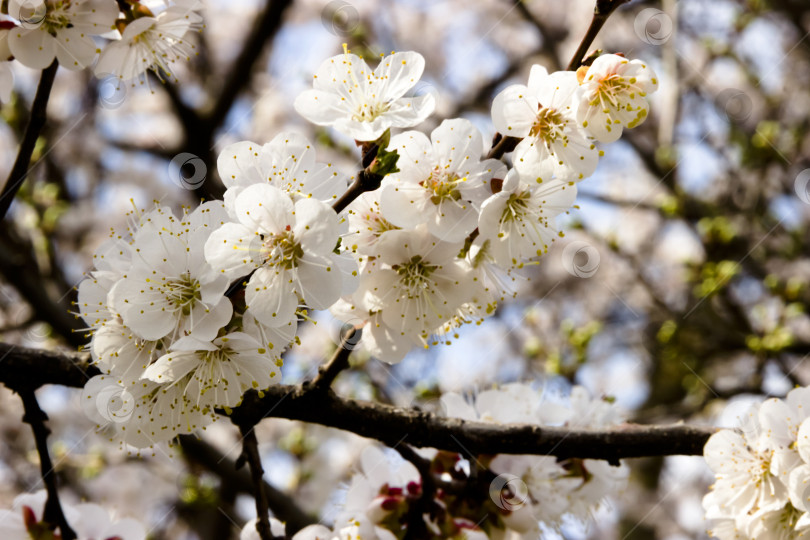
xmin=73 ymin=47 xmax=657 ymax=444
xmin=0 ymin=489 xmax=145 ymax=539
xmin=0 ymin=0 xmax=203 ymax=100
xmin=309 ymin=49 xmax=659 ymax=362
xmin=703 ymin=387 xmax=810 ymax=539
xmin=77 ymin=201 xmax=295 ymax=448
xmin=71 ymin=45 xmax=657 ymax=534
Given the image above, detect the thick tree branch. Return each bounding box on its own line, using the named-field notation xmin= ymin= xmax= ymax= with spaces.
xmin=230 ymin=387 xmax=715 ymax=462
xmin=19 ymin=389 xmax=77 ymax=540
xmin=0 ymin=61 xmax=59 ymax=220
xmin=0 ymin=343 xmax=716 ymax=461
xmin=0 ymin=343 xmax=98 ymax=390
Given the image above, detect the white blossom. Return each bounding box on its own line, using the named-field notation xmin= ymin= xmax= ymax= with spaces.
xmin=205 ymin=183 xmax=351 ymax=327
xmin=95 ymin=0 xmax=203 ymax=85
xmin=477 ymin=166 xmax=576 ymax=268
xmin=141 ymin=327 xmax=287 ymax=409
xmin=492 ymin=65 xmax=598 ymax=181
xmin=7 ymin=0 xmax=117 ymax=70
xmin=354 ymin=226 xmax=480 ymax=341
xmin=218 ymin=133 xmax=348 ymax=214
xmin=294 ymin=50 xmax=435 ymax=141
xmin=576 ymin=53 xmax=658 ymax=143
xmin=108 ymin=201 xmax=233 ymax=342
xmin=379 ymin=118 xmax=506 ymax=242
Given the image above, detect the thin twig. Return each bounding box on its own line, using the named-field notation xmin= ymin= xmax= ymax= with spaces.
xmin=0 ymin=61 xmax=59 ymax=220
xmin=235 ymin=423 xmax=278 ymax=540
xmin=19 ymin=389 xmax=77 ymax=540
xmin=332 ymin=170 xmax=384 ymax=214
xmin=395 ymin=444 xmax=436 ymax=540
xmin=486 ymin=133 xmax=519 ymax=160
xmin=332 ymin=140 xmax=386 ymax=214
xmin=178 ymin=434 xmax=317 ymax=534
xmin=306 ymin=326 xmax=360 ymax=392
xmin=566 ymin=0 xmax=631 ymax=71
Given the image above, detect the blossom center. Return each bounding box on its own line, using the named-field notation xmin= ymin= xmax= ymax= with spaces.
xmin=162 ymin=273 xmax=201 ymax=315
xmin=421 ymin=168 xmax=464 ymax=205
xmin=529 ymin=107 xmax=567 ymax=143
xmin=500 ymin=190 xmax=532 ymax=224
xmin=590 ymin=74 xmax=632 ymax=110
xmin=263 ymin=230 xmax=304 ymax=270
xmin=39 ymin=3 xmax=72 ymax=33
xmin=352 ymin=100 xmax=390 ymax=123
xmin=393 ymin=255 xmax=438 ymax=289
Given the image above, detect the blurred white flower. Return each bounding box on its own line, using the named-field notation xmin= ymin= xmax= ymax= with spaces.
xmin=0 ymin=490 xmax=146 ymax=540
xmin=240 ymin=517 xmax=286 ymax=540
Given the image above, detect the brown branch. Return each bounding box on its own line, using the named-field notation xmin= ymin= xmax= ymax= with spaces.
xmin=19 ymin=389 xmax=77 ymax=540
xmin=0 ymin=343 xmax=98 ymax=390
xmin=229 ymin=386 xmax=715 ymax=462
xmin=0 ymin=61 xmax=59 ymax=220
xmin=332 ymin=143 xmax=384 ymax=214
xmin=566 ymin=0 xmax=631 ymax=71
xmin=305 ymin=326 xmax=360 ymax=392
xmin=178 ymin=435 xmax=317 ymax=534
xmin=394 ymin=444 xmax=435 ymax=540
xmin=0 ymin=342 xmax=716 ymax=461
xmin=234 ymin=423 xmax=277 ymax=540
xmin=486 ymin=133 xmax=519 ymax=160
xmin=207 ymin=0 xmax=293 ymax=129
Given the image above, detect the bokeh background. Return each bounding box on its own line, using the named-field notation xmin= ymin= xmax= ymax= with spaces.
xmin=1 ymin=0 xmax=809 ymax=538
